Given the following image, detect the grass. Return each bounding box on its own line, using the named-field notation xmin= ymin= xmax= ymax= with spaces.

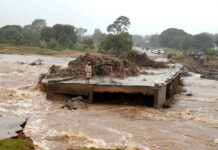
xmin=0 ymin=44 xmax=86 ymax=56
xmin=165 ymin=49 xmax=183 ymax=57
xmin=0 ymin=139 xmax=34 ymax=150
xmin=165 ymin=49 xmax=218 ymax=64
xmin=209 ymin=55 xmax=218 ymax=61
xmin=87 ymin=42 xmax=99 ymax=53
xmin=0 ymin=43 xmax=10 ymax=49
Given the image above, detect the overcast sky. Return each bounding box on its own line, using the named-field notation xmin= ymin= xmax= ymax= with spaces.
xmin=0 ymin=0 xmax=218 ymax=35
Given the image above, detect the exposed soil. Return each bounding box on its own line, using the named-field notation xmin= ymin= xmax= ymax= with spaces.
xmin=121 ymin=50 xmax=166 ymax=68
xmin=185 ymin=64 xmax=218 ymax=80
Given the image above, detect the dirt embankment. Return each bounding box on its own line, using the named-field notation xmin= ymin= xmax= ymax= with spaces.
xmin=0 ymin=45 xmax=87 ymax=56
xmin=184 ymin=64 xmax=218 ymax=80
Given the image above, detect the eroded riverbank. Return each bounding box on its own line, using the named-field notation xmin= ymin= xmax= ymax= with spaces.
xmin=0 ymin=54 xmax=217 ymax=150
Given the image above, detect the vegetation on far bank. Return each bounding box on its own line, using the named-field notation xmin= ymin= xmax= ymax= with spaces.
xmin=0 ymin=44 xmax=88 ymax=56
xmin=0 ymin=16 xmax=133 ymax=56
xmin=164 ymin=49 xmax=218 ymax=65
xmin=0 ymin=17 xmax=218 ymax=60
xmin=0 ymin=139 xmax=34 ymax=150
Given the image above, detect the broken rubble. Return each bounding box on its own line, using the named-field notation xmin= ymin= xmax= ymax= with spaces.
xmin=61 ymin=96 xmax=88 ymax=110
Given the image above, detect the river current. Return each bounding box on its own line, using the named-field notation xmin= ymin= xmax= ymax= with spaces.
xmin=0 ymin=54 xmax=217 ymax=150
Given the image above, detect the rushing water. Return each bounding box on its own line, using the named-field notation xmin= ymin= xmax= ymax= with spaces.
xmin=0 ymin=54 xmax=217 ymax=150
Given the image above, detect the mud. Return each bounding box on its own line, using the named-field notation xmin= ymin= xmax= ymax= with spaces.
xmin=0 ymin=54 xmax=218 ymax=150
xmin=121 ymin=50 xmax=166 ymax=68
xmin=185 ymin=64 xmax=218 ymax=80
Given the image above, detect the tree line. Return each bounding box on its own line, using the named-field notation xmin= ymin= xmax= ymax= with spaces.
xmin=132 ymin=28 xmax=218 ymax=55
xmin=1 ymin=17 xmax=217 ymax=56
xmin=0 ymin=17 xmax=133 ymax=55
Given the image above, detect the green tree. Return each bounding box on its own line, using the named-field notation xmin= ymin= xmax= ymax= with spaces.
xmin=83 ymin=38 xmax=94 ymax=46
xmin=10 ymin=32 xmax=24 ymax=45
xmin=31 ymin=19 xmax=47 ymax=37
xmin=53 ymin=24 xmax=77 ymax=48
xmin=22 ymin=25 xmax=34 ymax=43
xmin=180 ymin=35 xmax=194 ymax=50
xmin=75 ymin=27 xmax=87 ymax=38
xmin=33 ymin=37 xmax=40 ymax=46
xmin=215 ymin=38 xmax=218 ymax=47
xmin=0 ymin=25 xmax=24 ymax=45
xmin=148 ymin=34 xmax=159 ymax=47
xmin=40 ymin=27 xmax=55 ymax=42
xmin=192 ymin=33 xmax=213 ymax=50
xmin=159 ymin=28 xmax=188 ymax=49
xmin=107 ymin=16 xmax=130 ymax=34
xmin=48 ymin=38 xmax=60 ymax=49
xmin=101 ymin=32 xmax=133 ymax=55
xmin=204 ymin=48 xmax=218 ymax=56
xmin=92 ymin=28 xmax=106 ymax=43
xmin=22 ymin=19 xmax=46 ymax=43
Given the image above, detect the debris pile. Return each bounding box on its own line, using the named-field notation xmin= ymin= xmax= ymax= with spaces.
xmin=185 ymin=64 xmax=218 ymax=80
xmin=61 ymin=96 xmax=88 ymax=110
xmin=121 ymin=50 xmax=166 ymax=68
xmin=29 ymin=59 xmax=44 ymax=66
xmin=44 ymin=51 xmax=167 ymax=80
xmin=181 ymin=67 xmax=191 ymax=77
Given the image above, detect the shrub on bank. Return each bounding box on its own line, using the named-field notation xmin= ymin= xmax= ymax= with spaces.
xmin=0 ymin=138 xmax=34 ymax=150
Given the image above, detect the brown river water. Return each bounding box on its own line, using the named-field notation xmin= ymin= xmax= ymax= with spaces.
xmin=0 ymin=54 xmax=217 ymax=150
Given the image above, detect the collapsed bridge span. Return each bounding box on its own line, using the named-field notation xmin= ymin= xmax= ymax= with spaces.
xmin=41 ymin=64 xmax=182 ymax=109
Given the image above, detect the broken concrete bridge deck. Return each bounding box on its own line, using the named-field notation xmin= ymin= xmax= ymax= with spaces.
xmin=42 ymin=63 xmax=182 ymax=109
xmin=0 ymin=116 xmax=27 ymax=140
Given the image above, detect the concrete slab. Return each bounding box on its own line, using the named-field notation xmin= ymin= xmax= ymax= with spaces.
xmin=41 ymin=63 xmax=182 ymax=109
xmin=0 ymin=116 xmax=26 ymax=140
xmin=51 ymin=63 xmax=182 ymax=87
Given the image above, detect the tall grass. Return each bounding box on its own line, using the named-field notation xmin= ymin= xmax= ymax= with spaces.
xmin=0 ymin=44 xmax=79 ymax=55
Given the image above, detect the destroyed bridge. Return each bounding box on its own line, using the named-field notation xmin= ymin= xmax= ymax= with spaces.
xmin=41 ymin=63 xmax=182 ymax=109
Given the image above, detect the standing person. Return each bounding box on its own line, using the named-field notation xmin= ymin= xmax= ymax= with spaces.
xmin=200 ymin=55 xmax=204 ymax=64
xmin=85 ymin=61 xmax=92 ymax=84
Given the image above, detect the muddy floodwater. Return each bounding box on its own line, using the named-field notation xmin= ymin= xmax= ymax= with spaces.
xmin=0 ymin=54 xmax=217 ymax=150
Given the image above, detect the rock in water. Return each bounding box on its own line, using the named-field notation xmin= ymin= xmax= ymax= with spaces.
xmin=61 ymin=96 xmax=88 ymax=110
xmin=185 ymin=93 xmax=193 ymax=96
xmin=29 ymin=59 xmax=44 ymax=66
xmin=163 ymin=102 xmax=171 ymax=108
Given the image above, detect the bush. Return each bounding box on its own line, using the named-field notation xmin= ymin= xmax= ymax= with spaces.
xmin=83 ymin=38 xmax=94 ymax=46
xmin=0 ymin=139 xmax=34 ymax=150
xmin=73 ymin=44 xmax=86 ymax=51
xmin=33 ymin=37 xmax=40 ymax=46
xmin=203 ymin=48 xmax=218 ymax=56
xmin=48 ymin=38 xmax=60 ymax=50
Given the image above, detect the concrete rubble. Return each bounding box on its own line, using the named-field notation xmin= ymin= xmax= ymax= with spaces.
xmin=0 ymin=116 xmax=28 ymax=140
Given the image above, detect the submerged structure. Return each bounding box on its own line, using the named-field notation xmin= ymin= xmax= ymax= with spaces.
xmin=40 ymin=51 xmax=182 ymax=108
